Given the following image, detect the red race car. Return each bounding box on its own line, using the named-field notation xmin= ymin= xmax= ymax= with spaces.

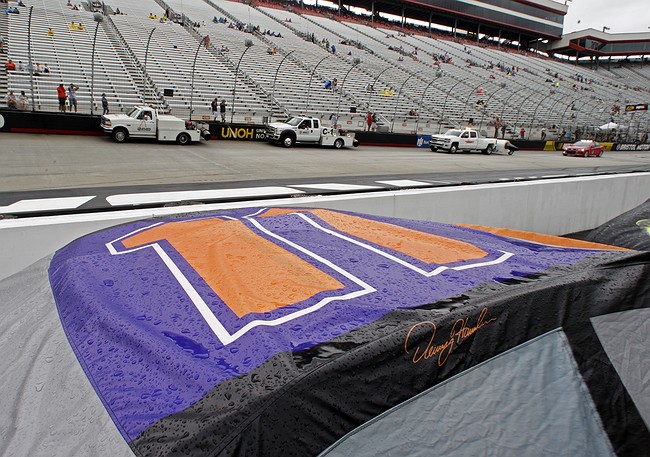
xmin=562 ymin=140 xmax=605 ymax=157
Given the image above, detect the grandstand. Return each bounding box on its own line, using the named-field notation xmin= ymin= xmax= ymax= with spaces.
xmin=2 ymin=0 xmax=650 ymax=138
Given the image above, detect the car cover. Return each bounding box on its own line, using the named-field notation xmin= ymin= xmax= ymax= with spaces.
xmin=586 ymin=198 xmax=650 ymax=251
xmin=1 ymin=207 xmax=649 ymax=456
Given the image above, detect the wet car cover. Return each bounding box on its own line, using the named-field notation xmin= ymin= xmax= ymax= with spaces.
xmin=2 ymin=207 xmax=649 ymax=456
xmin=586 ymin=198 xmax=650 ymax=251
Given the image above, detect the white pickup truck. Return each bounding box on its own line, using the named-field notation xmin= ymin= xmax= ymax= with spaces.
xmin=266 ymin=116 xmax=358 ymax=148
xmin=430 ymin=128 xmax=511 ymax=154
xmin=100 ymin=106 xmax=210 ymax=144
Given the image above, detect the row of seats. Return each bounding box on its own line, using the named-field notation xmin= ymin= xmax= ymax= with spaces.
xmin=2 ymin=0 xmax=648 ymax=135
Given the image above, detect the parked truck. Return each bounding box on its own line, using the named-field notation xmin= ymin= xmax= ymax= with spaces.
xmin=266 ymin=116 xmax=358 ymax=148
xmin=100 ymin=106 xmax=210 ymax=144
xmin=429 ymin=128 xmax=502 ymax=154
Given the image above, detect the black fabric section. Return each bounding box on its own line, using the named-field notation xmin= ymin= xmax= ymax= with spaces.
xmin=130 ymin=251 xmax=650 ymax=457
xmin=565 ymin=323 xmax=650 ymax=457
xmin=586 ymin=198 xmax=650 ymax=251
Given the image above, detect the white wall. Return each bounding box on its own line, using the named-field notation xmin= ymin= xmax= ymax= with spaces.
xmin=1 ymin=172 xmax=649 ymax=280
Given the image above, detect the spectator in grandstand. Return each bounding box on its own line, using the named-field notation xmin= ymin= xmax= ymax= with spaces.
xmin=331 ymin=78 xmax=338 ymax=90
xmin=219 ymin=98 xmax=226 ymax=122
xmin=18 ymin=90 xmax=28 ymax=110
xmin=35 ymin=63 xmax=43 ymax=75
xmin=114 ymin=8 xmax=122 ymax=15
xmin=329 ymin=113 xmax=337 ymax=128
xmin=324 ymin=79 xmax=332 ymax=90
xmin=0 ymin=33 xmax=4 ymax=53
xmin=501 ymin=124 xmax=507 ymax=139
xmin=149 ymin=13 xmax=158 ymax=20
xmin=17 ymin=0 xmax=25 ymax=6
xmin=5 ymin=58 xmax=15 ymax=71
xmin=541 ymin=126 xmax=547 ymax=141
xmin=68 ymin=83 xmax=79 ymax=112
xmin=5 ymin=6 xmax=20 ymax=14
xmin=366 ymin=111 xmax=372 ymax=131
xmin=371 ymin=113 xmax=378 ymax=131
xmin=101 ymin=93 xmax=109 ymax=115
xmin=43 ymin=63 xmax=50 ymax=73
xmin=47 ymin=28 xmax=54 ymax=37
xmin=519 ymin=127 xmax=525 ymax=139
xmin=57 ymin=84 xmax=67 ymax=112
xmin=211 ymin=98 xmax=219 ymax=121
xmin=66 ymin=0 xmax=72 ymax=7
xmin=5 ymin=90 xmax=17 ymax=109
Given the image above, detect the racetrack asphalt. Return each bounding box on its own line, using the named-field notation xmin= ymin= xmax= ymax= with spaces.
xmin=1 ymin=132 xmax=649 ymax=215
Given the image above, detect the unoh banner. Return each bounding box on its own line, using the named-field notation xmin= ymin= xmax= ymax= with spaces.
xmin=48 ymin=208 xmax=650 ymax=455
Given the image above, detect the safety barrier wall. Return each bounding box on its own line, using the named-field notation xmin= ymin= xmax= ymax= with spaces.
xmin=1 ymin=110 xmax=646 ymax=151
xmin=1 ymin=172 xmax=649 ymax=280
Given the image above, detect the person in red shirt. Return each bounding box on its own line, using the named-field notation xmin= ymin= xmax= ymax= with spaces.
xmin=56 ymin=83 xmax=67 ymax=112
xmin=5 ymin=59 xmax=16 ymax=71
xmin=366 ymin=111 xmax=372 ymax=131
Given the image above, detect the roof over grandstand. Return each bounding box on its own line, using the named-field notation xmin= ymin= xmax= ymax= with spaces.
xmin=337 ymin=0 xmax=568 ymax=43
xmin=544 ymin=28 xmax=650 ymax=57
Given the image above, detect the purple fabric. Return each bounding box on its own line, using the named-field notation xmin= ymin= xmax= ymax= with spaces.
xmin=48 ymin=208 xmax=608 ymax=442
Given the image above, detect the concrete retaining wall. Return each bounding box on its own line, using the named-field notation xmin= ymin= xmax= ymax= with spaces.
xmin=1 ymin=172 xmax=648 ymax=281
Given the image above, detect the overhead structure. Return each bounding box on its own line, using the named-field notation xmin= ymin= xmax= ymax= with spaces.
xmin=341 ymin=0 xmax=568 ymax=45
xmin=543 ymin=28 xmax=650 ymax=60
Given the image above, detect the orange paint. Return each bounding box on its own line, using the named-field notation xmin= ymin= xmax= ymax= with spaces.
xmin=262 ymin=208 xmax=488 ymax=264
xmin=122 ymin=218 xmax=344 ymax=317
xmin=459 ymin=224 xmax=628 ymax=250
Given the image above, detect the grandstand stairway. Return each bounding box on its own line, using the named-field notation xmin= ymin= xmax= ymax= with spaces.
xmin=100 ymin=13 xmax=169 ymax=111
xmin=0 ymin=10 xmax=9 ymax=102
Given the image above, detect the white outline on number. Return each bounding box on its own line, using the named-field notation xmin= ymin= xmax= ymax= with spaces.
xmin=105 ymin=216 xmax=375 ymax=346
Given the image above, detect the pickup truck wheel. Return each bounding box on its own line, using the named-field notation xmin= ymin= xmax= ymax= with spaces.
xmin=430 ymin=146 xmax=437 ymax=152
xmin=176 ymin=132 xmax=191 ymax=145
xmin=112 ymin=128 xmax=128 ymax=143
xmin=333 ymin=138 xmax=344 ymax=149
xmin=508 ymin=149 xmax=515 ymax=155
xmin=484 ymin=144 xmax=494 ymax=155
xmin=281 ymin=134 xmax=295 ymax=148
xmin=449 ymin=144 xmax=458 ymax=154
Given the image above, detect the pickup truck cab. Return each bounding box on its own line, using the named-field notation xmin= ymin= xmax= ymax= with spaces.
xmin=101 ymin=106 xmax=210 ymax=145
xmin=266 ymin=116 xmax=358 ymax=148
xmin=430 ymin=128 xmax=497 ymax=154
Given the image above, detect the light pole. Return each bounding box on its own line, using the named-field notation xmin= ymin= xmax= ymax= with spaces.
xmin=230 ymin=39 xmax=254 ymax=124
xmin=269 ymin=49 xmax=295 ymax=121
xmin=26 ymin=6 xmax=35 ymax=111
xmin=143 ymin=27 xmax=156 ymax=106
xmin=366 ymin=66 xmax=390 ymax=111
xmin=189 ymin=35 xmax=209 ymax=121
xmin=438 ymin=79 xmax=466 ymax=133
xmin=513 ymin=91 xmax=546 ymax=134
xmin=335 ymin=57 xmax=361 ymax=124
xmin=459 ymin=81 xmax=495 ymax=127
xmin=305 ymin=55 xmax=330 ymax=113
xmin=90 ymin=12 xmax=104 ymax=115
xmin=528 ymin=92 xmax=564 ymax=139
xmin=477 ymin=82 xmax=506 ymax=133
xmin=391 ymin=72 xmax=416 ymax=132
xmin=415 ymin=70 xmax=443 ymax=133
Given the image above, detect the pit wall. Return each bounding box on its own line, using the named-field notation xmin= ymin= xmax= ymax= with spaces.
xmin=1 ymin=172 xmax=649 ymax=281
xmin=0 ymin=110 xmax=635 ymax=150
